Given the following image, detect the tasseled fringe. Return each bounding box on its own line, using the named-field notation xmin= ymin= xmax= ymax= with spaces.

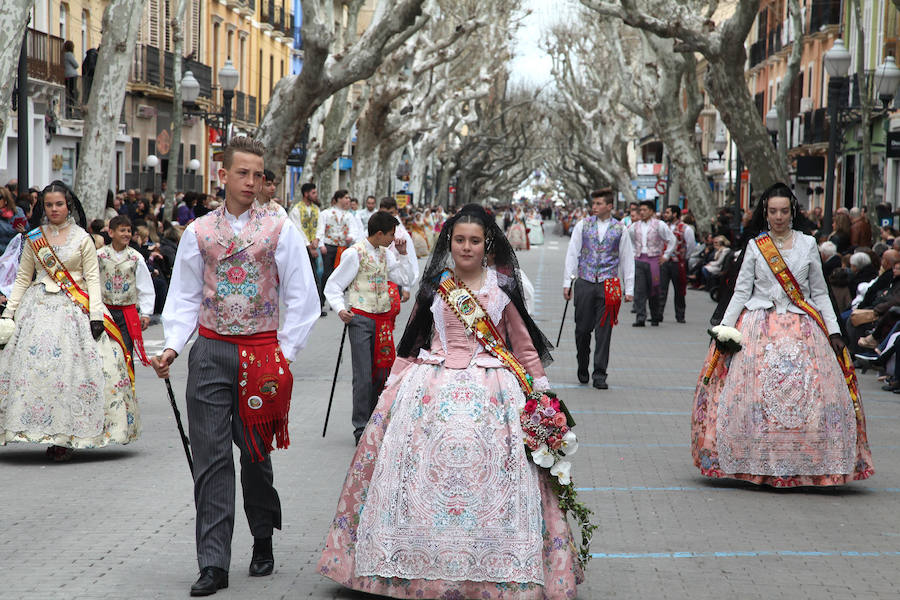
xmin=243 ymin=417 xmax=290 ymax=463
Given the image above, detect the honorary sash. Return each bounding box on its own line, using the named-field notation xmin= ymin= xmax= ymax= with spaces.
xmin=26 ymin=228 xmax=135 ymax=390
xmin=436 ymin=269 xmax=535 ymax=394
xmin=754 ymin=233 xmax=864 ymax=426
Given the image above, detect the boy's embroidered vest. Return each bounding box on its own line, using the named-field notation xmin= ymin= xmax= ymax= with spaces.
xmin=194 ymin=206 xmax=283 ymax=335
xmin=323 ymin=209 xmax=352 ymax=246
xmin=577 ymin=216 xmax=622 ymax=283
xmin=97 ymin=246 xmax=141 ymax=306
xmin=348 ymin=241 xmax=390 ymax=314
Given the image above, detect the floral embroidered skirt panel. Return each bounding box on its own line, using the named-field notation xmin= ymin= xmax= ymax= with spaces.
xmin=508 ymin=224 xmax=529 ymax=251
xmin=0 ymin=286 xmax=140 ymax=448
xmin=318 ymin=362 xmax=583 ymax=598
xmin=692 ymin=309 xmax=874 ymax=486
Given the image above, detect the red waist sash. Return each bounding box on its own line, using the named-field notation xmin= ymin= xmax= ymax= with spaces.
xmin=600 ymin=278 xmax=622 ymax=327
xmin=198 ymin=325 xmax=292 ymax=462
xmin=350 ymin=283 xmax=402 ymax=382
xmin=106 ymin=304 xmax=150 ymax=366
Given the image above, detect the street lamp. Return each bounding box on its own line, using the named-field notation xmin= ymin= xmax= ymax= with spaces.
xmin=874 ymin=55 xmax=900 ymax=107
xmin=822 ymin=38 xmax=852 ymax=235
xmin=182 ymin=70 xmax=200 ymax=104
xmin=713 ymin=127 xmax=727 ymax=159
xmin=145 ymin=154 xmax=159 ymax=193
xmin=219 ymin=59 xmax=239 ymax=145
xmin=765 ymin=106 xmax=778 ymax=147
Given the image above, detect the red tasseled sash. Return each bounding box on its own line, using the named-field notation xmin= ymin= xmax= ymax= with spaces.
xmin=350 ymin=283 xmax=402 ymax=383
xmin=199 ymin=325 xmax=293 ymax=462
xmin=599 ymin=277 xmax=622 ymax=327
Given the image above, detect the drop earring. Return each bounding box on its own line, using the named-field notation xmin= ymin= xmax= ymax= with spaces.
xmin=481 ymin=256 xmax=488 ymax=268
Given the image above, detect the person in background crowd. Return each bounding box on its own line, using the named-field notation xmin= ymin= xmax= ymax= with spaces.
xmin=82 ymin=47 xmax=98 ymax=105
xmin=850 ymin=207 xmax=873 ymax=249
xmin=629 ymin=200 xmax=675 ymax=326
xmin=357 ymin=195 xmax=378 ymax=228
xmin=699 ymin=236 xmax=731 ymax=288
xmin=289 ymin=182 xmax=326 ymax=316
xmin=660 ymin=204 xmax=695 ymax=324
xmin=317 ymin=189 xmax=364 ymax=304
xmin=379 ymin=197 xmax=419 ymax=303
xmin=104 ymin=190 xmax=120 ymax=223
xmin=63 ymin=41 xmax=79 ymax=118
xmin=563 ymin=189 xmax=634 ymax=389
xmin=258 ymin=170 xmax=286 ymax=217
xmin=0 ymin=187 xmax=27 ymax=254
xmin=324 ymin=211 xmax=417 ymax=444
xmin=830 ymin=213 xmax=853 ymax=255
xmin=820 ymin=241 xmax=842 ymax=282
xmin=176 ymin=193 xmax=197 ymax=226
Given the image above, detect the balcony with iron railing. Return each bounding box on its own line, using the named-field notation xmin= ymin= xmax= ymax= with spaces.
xmin=261 ymin=0 xmax=275 ymax=30
xmin=808 ymin=0 xmax=842 ymax=33
xmin=27 ymin=28 xmax=65 ymax=86
xmin=275 ymin=5 xmax=285 ymax=33
xmin=131 ymin=44 xmax=212 ymax=98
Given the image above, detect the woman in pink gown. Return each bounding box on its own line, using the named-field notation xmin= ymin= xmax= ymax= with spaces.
xmin=318 ymin=204 xmax=583 ymax=598
xmin=692 ymin=184 xmax=873 ymax=486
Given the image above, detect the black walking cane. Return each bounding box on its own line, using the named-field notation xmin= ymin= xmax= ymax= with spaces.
xmin=322 ymin=323 xmax=348 ymax=437
xmin=164 ymin=378 xmax=194 ymax=474
xmin=557 ymin=278 xmax=574 ymax=347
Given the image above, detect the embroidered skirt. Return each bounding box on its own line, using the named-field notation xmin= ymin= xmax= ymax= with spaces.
xmin=0 ymin=285 xmax=139 ymax=448
xmin=692 ymin=308 xmax=874 ymax=486
xmin=318 ymin=361 xmax=583 ymax=598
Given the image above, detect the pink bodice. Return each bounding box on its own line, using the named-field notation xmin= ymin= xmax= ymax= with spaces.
xmin=415 ymin=269 xmax=547 ymax=384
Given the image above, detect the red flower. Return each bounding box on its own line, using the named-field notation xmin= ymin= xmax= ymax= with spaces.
xmin=548 ymin=436 xmax=562 ymax=450
xmin=226 ymin=266 xmax=247 ymax=284
xmin=524 ymin=399 xmax=537 ymax=414
xmin=551 ymin=398 xmax=561 ymax=411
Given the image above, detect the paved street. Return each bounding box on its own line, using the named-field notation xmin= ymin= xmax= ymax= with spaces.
xmin=2 ymin=228 xmax=899 ymax=599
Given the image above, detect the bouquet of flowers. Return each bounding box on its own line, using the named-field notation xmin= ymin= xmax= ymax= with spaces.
xmin=702 ymin=325 xmax=743 ymax=384
xmin=520 ymin=390 xmax=596 ymax=567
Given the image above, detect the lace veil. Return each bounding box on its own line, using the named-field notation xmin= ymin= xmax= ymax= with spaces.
xmin=396 ymin=203 xmax=554 ymax=366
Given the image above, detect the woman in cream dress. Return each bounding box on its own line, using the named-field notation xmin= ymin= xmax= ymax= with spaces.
xmin=0 ymin=182 xmax=139 ymax=461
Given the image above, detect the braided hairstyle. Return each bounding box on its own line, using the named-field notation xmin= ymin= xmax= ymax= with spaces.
xmin=396 ymin=203 xmax=553 ymax=366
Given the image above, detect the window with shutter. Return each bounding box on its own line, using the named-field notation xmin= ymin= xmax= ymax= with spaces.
xmin=191 ymin=0 xmax=201 ymax=59
xmin=149 ymin=0 xmax=160 ymax=48
xmin=164 ymin=0 xmax=171 ymax=52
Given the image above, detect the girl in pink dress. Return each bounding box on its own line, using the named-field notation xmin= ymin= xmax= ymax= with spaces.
xmin=692 ymin=184 xmax=874 ymax=486
xmin=319 ymin=204 xmax=583 ymax=598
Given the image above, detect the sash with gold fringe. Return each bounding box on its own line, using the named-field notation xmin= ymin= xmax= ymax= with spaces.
xmin=26 ymin=228 xmax=135 ymax=390
xmin=436 ymin=269 xmax=535 ymax=394
xmin=754 ymin=232 xmax=863 ymax=426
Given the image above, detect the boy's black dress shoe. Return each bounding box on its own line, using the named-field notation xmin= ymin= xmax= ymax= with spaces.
xmin=190 ymin=567 xmax=228 ymax=596
xmin=577 ymin=368 xmax=589 ymax=384
xmin=249 ymin=536 xmax=274 ymax=577
xmin=593 ymin=381 xmax=608 ymax=390
xmin=632 ymin=321 xmax=645 ymax=327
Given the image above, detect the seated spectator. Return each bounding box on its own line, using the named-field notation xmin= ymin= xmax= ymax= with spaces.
xmin=820 ymin=241 xmax=841 ymax=281
xmin=845 ymin=249 xmax=900 ymax=354
xmin=0 ymin=187 xmax=26 ymax=253
xmin=699 ymin=235 xmax=730 ymax=288
xmin=829 ymin=213 xmax=853 ymax=254
xmin=849 ymin=251 xmax=878 ymax=294
xmin=850 ymin=207 xmax=872 ymax=249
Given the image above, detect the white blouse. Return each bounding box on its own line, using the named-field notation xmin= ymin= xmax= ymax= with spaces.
xmin=719 ymin=231 xmax=840 ymax=335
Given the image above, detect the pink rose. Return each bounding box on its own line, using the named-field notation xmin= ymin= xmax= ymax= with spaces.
xmin=227 ymin=266 xmax=247 ymax=284
xmin=549 ymin=436 xmax=562 ymax=451
xmin=552 ymin=412 xmax=567 ymax=428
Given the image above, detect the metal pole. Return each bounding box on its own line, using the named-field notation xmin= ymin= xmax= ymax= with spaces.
xmin=823 ymin=76 xmax=845 ymax=237
xmin=222 ymin=89 xmax=233 ymax=145
xmin=17 ymin=28 xmax=28 ymax=193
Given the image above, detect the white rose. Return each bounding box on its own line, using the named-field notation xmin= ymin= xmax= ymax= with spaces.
xmin=711 ymin=325 xmax=742 ymax=345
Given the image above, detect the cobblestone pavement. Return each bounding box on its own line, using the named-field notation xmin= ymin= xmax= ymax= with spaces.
xmin=2 ymin=229 xmax=899 ymax=599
